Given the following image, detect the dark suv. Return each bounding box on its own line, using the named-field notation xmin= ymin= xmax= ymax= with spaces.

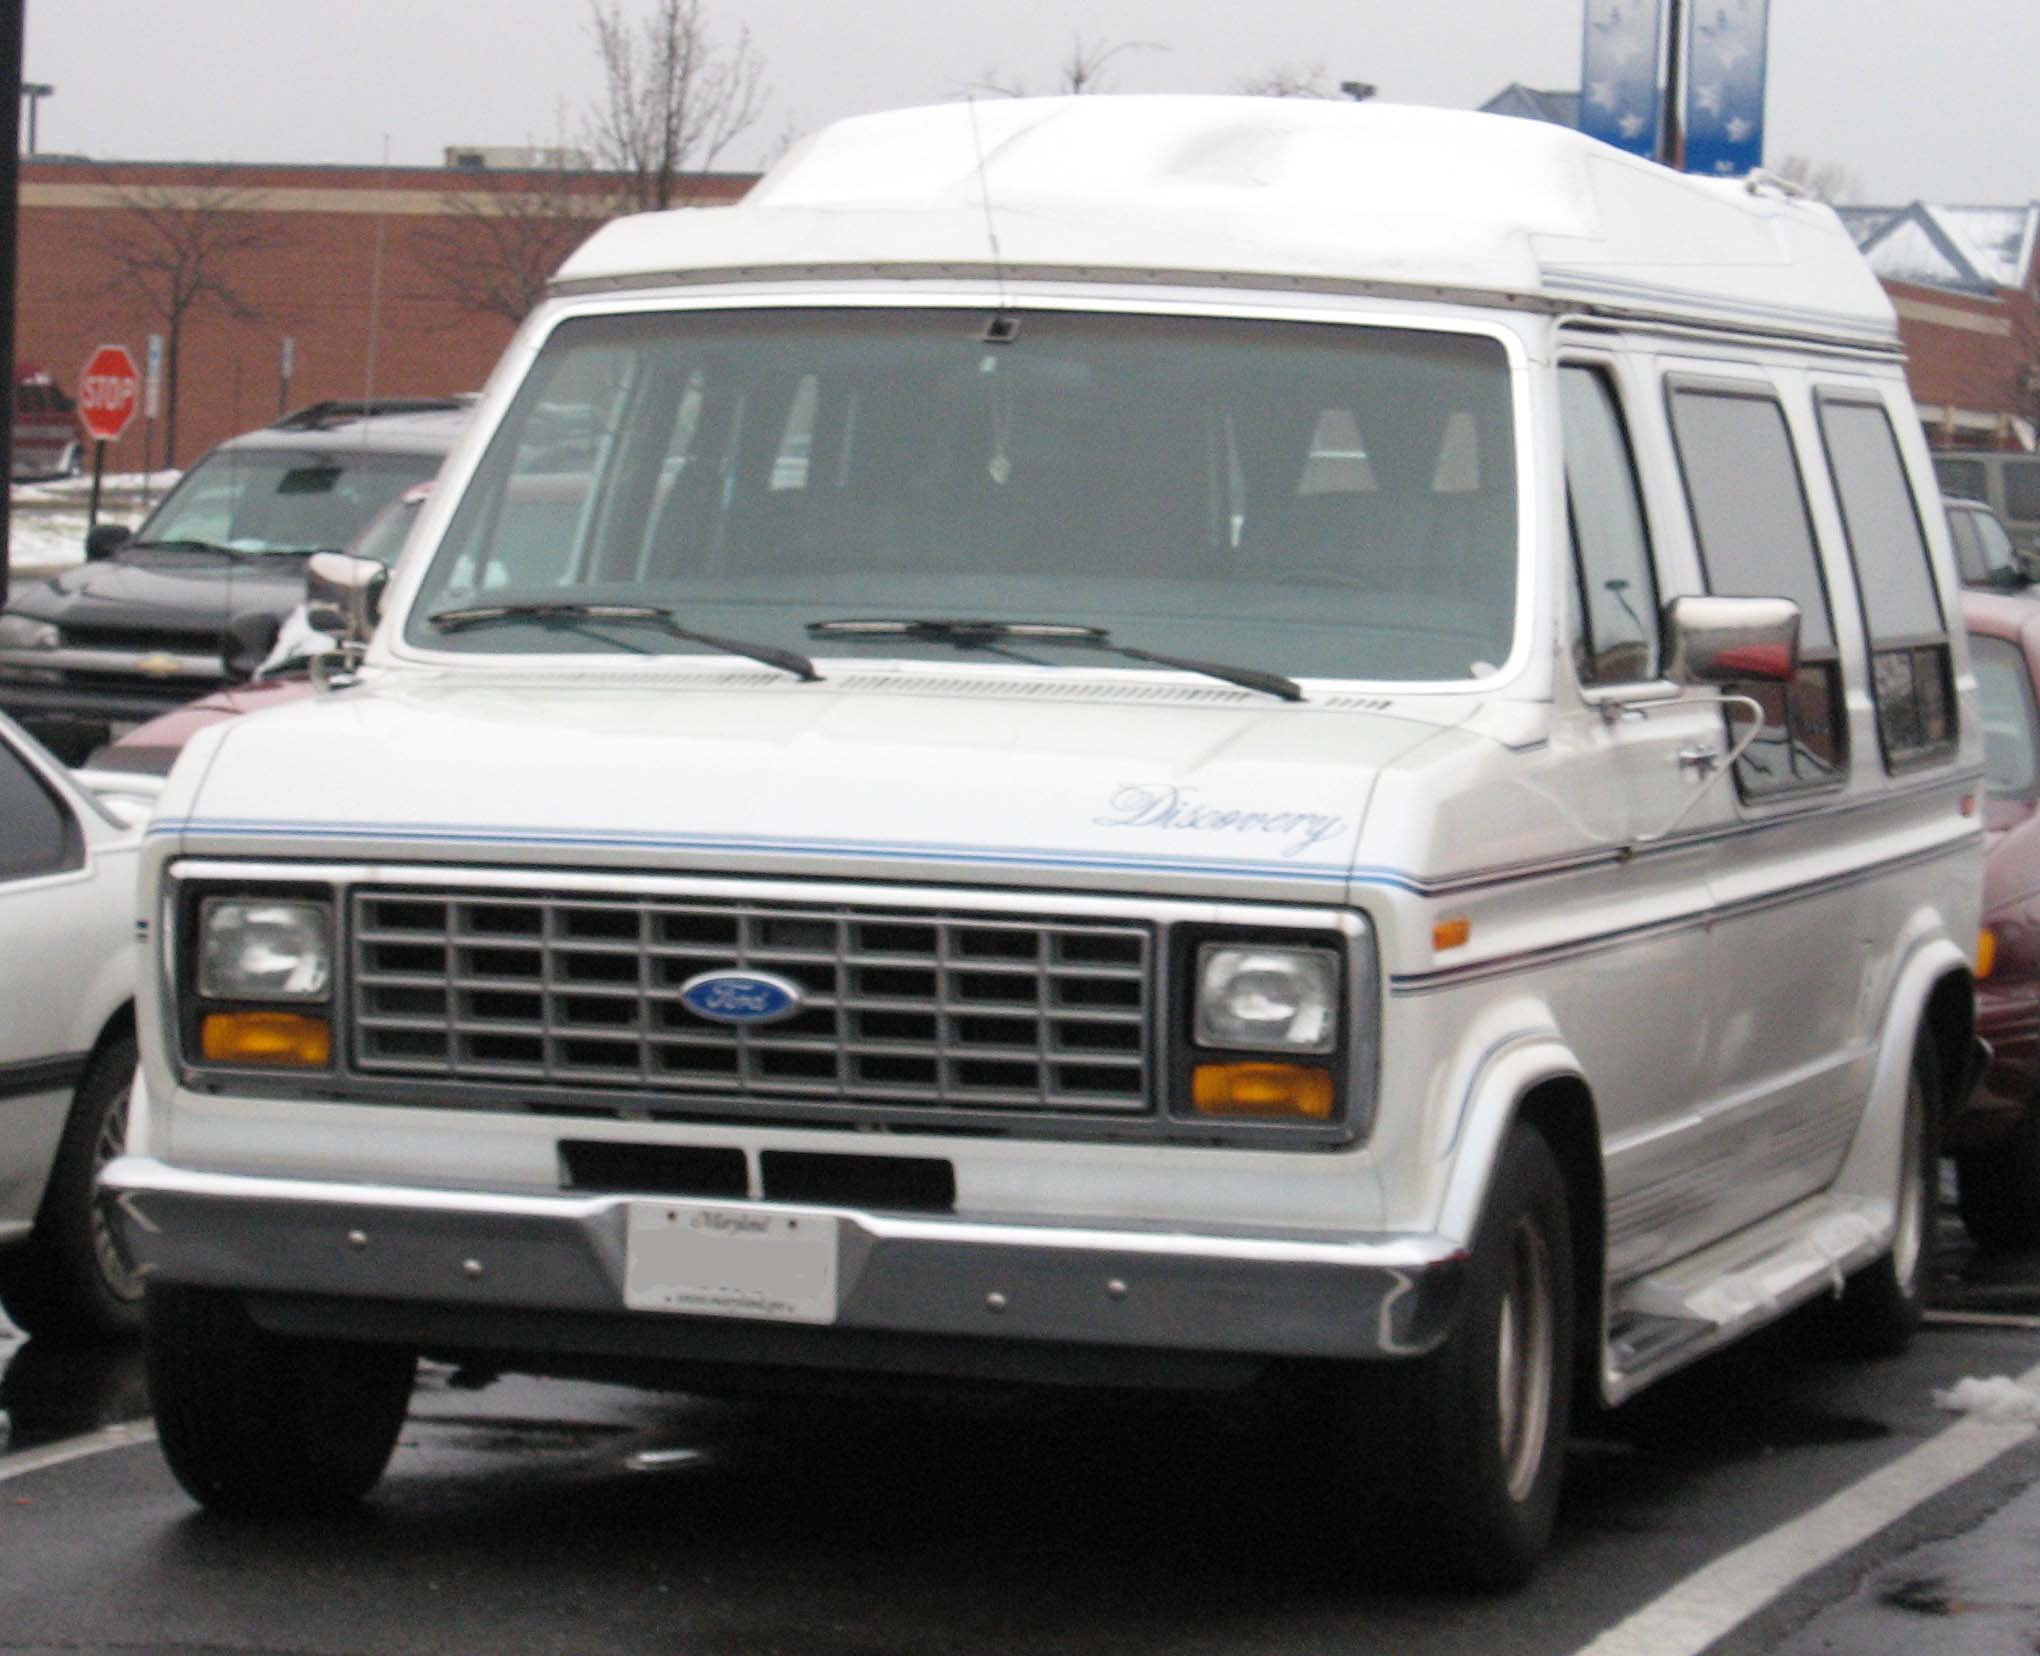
xmin=0 ymin=397 xmax=470 ymax=762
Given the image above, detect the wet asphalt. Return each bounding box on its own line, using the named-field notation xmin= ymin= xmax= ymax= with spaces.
xmin=0 ymin=1206 xmax=2035 ymax=1655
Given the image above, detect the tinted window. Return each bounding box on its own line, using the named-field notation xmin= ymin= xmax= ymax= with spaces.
xmin=1561 ymin=366 xmax=1658 ymax=683
xmin=1934 ymin=456 xmax=1987 ymax=502
xmin=1819 ymin=397 xmax=1954 ymax=769
xmin=2006 ymin=459 xmax=2040 ymax=521
xmin=1670 ymin=384 xmax=1844 ymax=794
xmin=1820 ymin=402 xmax=1941 ymax=637
xmin=1971 ymin=635 xmax=2040 ymax=800
xmin=0 ymin=737 xmax=77 ymax=881
xmin=410 ymin=310 xmax=1522 ymax=684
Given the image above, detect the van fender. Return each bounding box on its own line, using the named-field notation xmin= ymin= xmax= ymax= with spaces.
xmin=1827 ymin=930 xmax=1971 ymax=1216
xmin=1427 ymin=999 xmax=1588 ymax=1249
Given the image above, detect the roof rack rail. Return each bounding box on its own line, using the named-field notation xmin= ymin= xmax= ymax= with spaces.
xmin=271 ymin=394 xmax=475 ymax=432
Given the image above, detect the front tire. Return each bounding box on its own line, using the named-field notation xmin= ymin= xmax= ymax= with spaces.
xmin=1330 ymin=1121 xmax=1576 ymax=1591
xmin=0 ymin=1032 xmax=146 ymax=1340
xmin=146 ymin=1282 xmax=417 ymax=1515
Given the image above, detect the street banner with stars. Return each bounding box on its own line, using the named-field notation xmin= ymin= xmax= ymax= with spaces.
xmin=1682 ymin=0 xmax=1770 ymax=175
xmin=1578 ymin=0 xmax=1663 ymax=159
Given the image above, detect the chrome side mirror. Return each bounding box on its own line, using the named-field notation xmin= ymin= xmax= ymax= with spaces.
xmin=304 ymin=552 xmax=388 ymax=646
xmin=1662 ymin=594 xmax=1799 ymax=687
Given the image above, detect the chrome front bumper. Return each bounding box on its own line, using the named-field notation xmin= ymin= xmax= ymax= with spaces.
xmin=102 ymin=1156 xmax=1464 ymax=1363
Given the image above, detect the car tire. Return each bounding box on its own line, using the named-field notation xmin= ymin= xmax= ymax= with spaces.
xmin=0 ymin=1031 xmax=146 ymax=1340
xmin=58 ymin=441 xmax=83 ymax=479
xmin=1822 ymin=1038 xmax=1940 ymax=1358
xmin=146 ymin=1282 xmax=417 ymax=1516
xmin=1954 ymin=1100 xmax=2040 ymax=1253
xmin=1326 ymin=1120 xmax=1575 ymax=1592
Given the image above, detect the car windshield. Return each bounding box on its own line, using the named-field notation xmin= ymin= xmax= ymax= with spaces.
xmin=135 ymin=445 xmax=441 ymax=556
xmin=406 ymin=308 xmax=1521 ymax=684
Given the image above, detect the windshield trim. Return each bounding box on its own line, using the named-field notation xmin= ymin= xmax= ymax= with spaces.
xmin=371 ymin=288 xmax=1541 ymax=696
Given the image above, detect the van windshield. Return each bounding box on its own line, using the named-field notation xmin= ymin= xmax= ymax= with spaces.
xmin=408 ymin=308 xmax=1520 ymax=683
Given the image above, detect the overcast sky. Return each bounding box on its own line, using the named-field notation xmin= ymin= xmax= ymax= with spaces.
xmin=22 ymin=0 xmax=2040 ymax=206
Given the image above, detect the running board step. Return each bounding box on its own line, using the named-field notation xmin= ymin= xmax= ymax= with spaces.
xmin=1604 ymin=1193 xmax=1892 ymax=1401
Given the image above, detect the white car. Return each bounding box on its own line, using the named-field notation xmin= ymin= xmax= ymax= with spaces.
xmin=0 ymin=712 xmax=145 ymax=1337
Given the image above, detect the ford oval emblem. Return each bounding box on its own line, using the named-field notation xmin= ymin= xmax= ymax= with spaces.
xmin=677 ymin=969 xmax=806 ymax=1026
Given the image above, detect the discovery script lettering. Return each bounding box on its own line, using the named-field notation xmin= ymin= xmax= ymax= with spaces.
xmin=1094 ymin=783 xmax=1349 ymax=859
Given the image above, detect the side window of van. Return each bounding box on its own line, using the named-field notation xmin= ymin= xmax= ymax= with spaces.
xmin=1935 ymin=455 xmax=1987 ymax=503
xmin=1668 ymin=382 xmax=1846 ymax=796
xmin=2006 ymin=459 xmax=2040 ymax=523
xmin=1817 ymin=395 xmax=1955 ymax=768
xmin=1559 ymin=366 xmax=1658 ymax=684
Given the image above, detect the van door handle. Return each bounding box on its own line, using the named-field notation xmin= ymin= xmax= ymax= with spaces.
xmin=1675 ymin=744 xmax=1722 ymax=775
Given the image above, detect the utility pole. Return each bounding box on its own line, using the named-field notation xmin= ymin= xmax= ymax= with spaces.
xmin=1 ymin=1 xmax=24 ymax=611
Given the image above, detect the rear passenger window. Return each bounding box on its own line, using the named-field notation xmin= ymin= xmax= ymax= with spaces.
xmin=1970 ymin=635 xmax=2040 ymax=800
xmin=1934 ymin=456 xmax=1987 ymax=503
xmin=1560 ymin=366 xmax=1658 ymax=684
xmin=1818 ymin=396 xmax=1955 ymax=769
xmin=1668 ymin=383 xmax=1845 ymax=796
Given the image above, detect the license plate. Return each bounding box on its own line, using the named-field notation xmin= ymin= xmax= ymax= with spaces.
xmin=623 ymin=1203 xmax=840 ymax=1323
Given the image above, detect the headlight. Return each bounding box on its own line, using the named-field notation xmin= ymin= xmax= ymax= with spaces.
xmin=0 ymin=614 xmax=59 ymax=650
xmin=1195 ymin=945 xmax=1339 ymax=1053
xmin=200 ymin=899 xmax=333 ymax=1000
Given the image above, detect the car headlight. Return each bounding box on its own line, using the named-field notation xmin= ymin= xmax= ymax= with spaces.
xmin=200 ymin=898 xmax=333 ymax=1001
xmin=0 ymin=614 xmax=60 ymax=650
xmin=1195 ymin=945 xmax=1339 ymax=1053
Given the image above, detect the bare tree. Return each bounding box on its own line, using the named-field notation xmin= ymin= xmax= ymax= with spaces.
xmin=1772 ymin=154 xmax=1865 ymax=205
xmin=411 ymin=164 xmax=614 ymax=326
xmin=1239 ymin=62 xmax=1338 ymax=99
xmin=967 ymin=34 xmax=1166 ymax=98
xmin=587 ymin=0 xmax=766 ymax=213
xmin=92 ymin=167 xmax=281 ymax=467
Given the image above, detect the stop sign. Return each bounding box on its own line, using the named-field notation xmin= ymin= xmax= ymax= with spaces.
xmin=77 ymin=344 xmax=141 ymax=442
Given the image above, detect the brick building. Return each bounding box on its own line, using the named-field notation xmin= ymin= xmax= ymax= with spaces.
xmin=16 ymin=156 xmax=753 ymax=470
xmin=1838 ymin=204 xmax=2040 ymax=453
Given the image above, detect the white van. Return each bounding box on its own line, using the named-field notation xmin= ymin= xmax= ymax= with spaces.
xmin=107 ymin=99 xmax=1982 ymax=1587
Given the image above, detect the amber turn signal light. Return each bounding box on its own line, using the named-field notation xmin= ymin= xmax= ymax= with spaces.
xmin=201 ymin=1011 xmax=332 ymax=1067
xmin=1976 ymin=928 xmax=1998 ymax=981
xmin=1191 ymin=1062 xmax=1335 ymax=1121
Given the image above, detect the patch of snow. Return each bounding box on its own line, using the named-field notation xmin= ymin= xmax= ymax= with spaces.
xmin=1931 ymin=1375 xmax=2040 ymax=1424
xmin=7 ymin=471 xmax=180 ymax=577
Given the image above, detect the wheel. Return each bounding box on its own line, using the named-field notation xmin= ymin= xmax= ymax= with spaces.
xmin=0 ymin=1031 xmax=146 ymax=1340
xmin=1955 ymin=1100 xmax=2040 ymax=1252
xmin=58 ymin=441 xmax=83 ymax=478
xmin=145 ymin=1282 xmax=417 ymax=1515
xmin=1824 ymin=1038 xmax=1940 ymax=1357
xmin=1327 ymin=1121 xmax=1576 ymax=1591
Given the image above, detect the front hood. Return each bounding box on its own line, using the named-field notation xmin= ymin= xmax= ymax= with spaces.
xmin=159 ymin=669 xmax=1481 ymax=901
xmin=12 ymin=552 xmax=308 ymax=638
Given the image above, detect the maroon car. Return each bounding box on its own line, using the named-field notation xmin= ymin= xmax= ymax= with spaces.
xmin=1956 ymin=589 xmax=2040 ymax=1248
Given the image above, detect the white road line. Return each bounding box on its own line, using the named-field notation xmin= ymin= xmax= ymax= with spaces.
xmin=0 ymin=1419 xmax=157 ymax=1483
xmin=1924 ymin=1308 xmax=2040 ymax=1331
xmin=1577 ymin=1358 xmax=2040 ymax=1656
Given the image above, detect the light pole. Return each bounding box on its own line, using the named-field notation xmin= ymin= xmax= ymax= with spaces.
xmin=19 ymin=80 xmax=51 ymax=153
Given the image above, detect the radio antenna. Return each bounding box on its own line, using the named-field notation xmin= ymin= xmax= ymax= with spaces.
xmin=964 ymin=97 xmax=1018 ymax=342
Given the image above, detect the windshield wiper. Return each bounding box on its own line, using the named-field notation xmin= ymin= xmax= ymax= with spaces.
xmin=806 ymin=617 xmax=1304 ymax=703
xmin=426 ymin=600 xmax=821 ymax=683
xmin=124 ymin=538 xmax=274 ymax=564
